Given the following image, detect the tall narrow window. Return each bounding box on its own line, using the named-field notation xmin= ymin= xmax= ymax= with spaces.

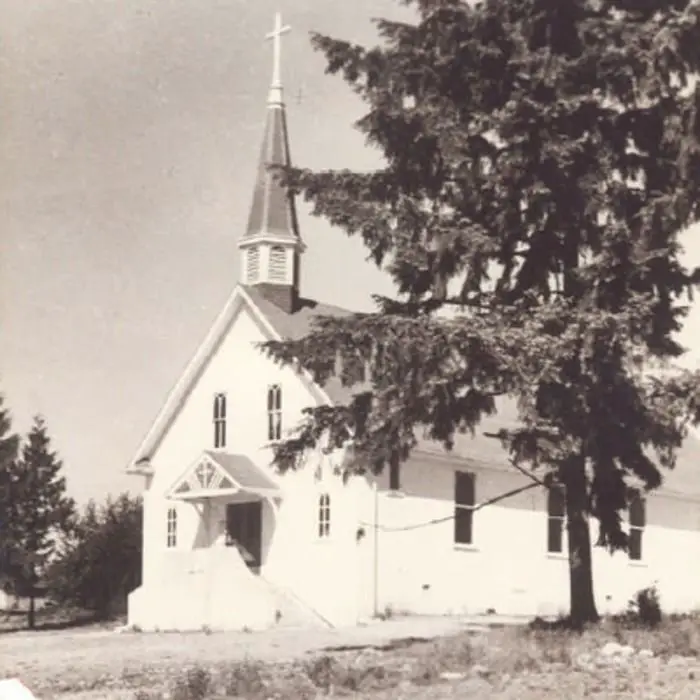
xmin=213 ymin=393 xmax=227 ymax=449
xmin=269 ymin=246 xmax=287 ymax=282
xmin=547 ymin=483 xmax=566 ymax=554
xmin=246 ymin=246 xmax=260 ymax=282
xmin=629 ymin=489 xmax=646 ymax=561
xmin=454 ymin=471 xmax=475 ymax=545
xmin=267 ymin=384 xmax=282 ymax=441
xmin=166 ymin=507 xmax=177 ymax=548
xmin=389 ymin=454 xmax=401 ymax=491
xmin=318 ymin=493 xmax=331 ymax=538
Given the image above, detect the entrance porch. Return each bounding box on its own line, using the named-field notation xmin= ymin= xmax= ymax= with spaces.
xmin=128 ymin=451 xmax=290 ymax=631
xmin=171 ymin=450 xmax=281 ymax=570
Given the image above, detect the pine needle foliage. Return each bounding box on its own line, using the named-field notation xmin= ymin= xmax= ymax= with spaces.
xmin=262 ymin=0 xmax=700 ymax=623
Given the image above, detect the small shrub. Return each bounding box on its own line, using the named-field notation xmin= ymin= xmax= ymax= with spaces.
xmin=374 ymin=605 xmax=394 ymax=621
xmin=301 ymin=654 xmax=394 ymax=694
xmin=304 ymin=654 xmax=339 ymax=691
xmin=172 ymin=666 xmax=212 ymax=700
xmin=627 ymin=585 xmax=663 ymax=627
xmin=223 ymin=659 xmax=268 ymax=697
xmin=133 ymin=692 xmax=159 ymax=700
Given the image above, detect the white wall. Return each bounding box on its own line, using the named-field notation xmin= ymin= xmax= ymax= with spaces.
xmin=137 ymin=301 xmax=324 ymax=599
xmin=132 ymin=293 xmax=700 ymax=628
xmin=358 ymin=453 xmax=700 ymax=619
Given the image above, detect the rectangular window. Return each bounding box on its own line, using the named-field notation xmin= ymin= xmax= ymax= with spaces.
xmin=318 ymin=493 xmax=331 ymax=538
xmin=389 ymin=454 xmax=401 ymax=491
xmin=213 ymin=393 xmax=227 ymax=448
xmin=454 ymin=471 xmax=475 ymax=545
xmin=629 ymin=489 xmax=645 ymax=561
xmin=267 ymin=384 xmax=282 ymax=441
xmin=166 ymin=507 xmax=177 ymax=548
xmin=547 ymin=483 xmax=566 ymax=554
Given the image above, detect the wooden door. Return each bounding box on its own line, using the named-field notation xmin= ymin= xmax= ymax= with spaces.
xmin=225 ymin=501 xmax=262 ymax=571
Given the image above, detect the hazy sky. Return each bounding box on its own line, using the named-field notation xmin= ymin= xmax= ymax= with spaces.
xmin=1 ymin=1 xmax=699 ymax=504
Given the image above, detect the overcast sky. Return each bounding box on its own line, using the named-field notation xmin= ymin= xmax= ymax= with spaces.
xmin=1 ymin=0 xmax=699 ymax=504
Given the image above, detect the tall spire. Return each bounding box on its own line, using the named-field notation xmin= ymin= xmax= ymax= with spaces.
xmin=238 ymin=13 xmax=304 ymax=314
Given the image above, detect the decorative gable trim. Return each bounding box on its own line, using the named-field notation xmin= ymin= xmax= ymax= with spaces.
xmin=171 ymin=454 xmax=236 ymax=497
xmin=126 ymin=284 xmax=333 ymax=472
xmin=167 ymin=451 xmax=281 ymax=501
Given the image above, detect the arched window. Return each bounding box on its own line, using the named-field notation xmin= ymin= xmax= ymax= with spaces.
xmin=318 ymin=493 xmax=331 ymax=538
xmin=547 ymin=483 xmax=566 ymax=554
xmin=246 ymin=246 xmax=260 ymax=282
xmin=267 ymin=384 xmax=282 ymax=441
xmin=628 ymin=489 xmax=646 ymax=561
xmin=269 ymin=246 xmax=287 ymax=282
xmin=166 ymin=507 xmax=177 ymax=548
xmin=213 ymin=393 xmax=227 ymax=448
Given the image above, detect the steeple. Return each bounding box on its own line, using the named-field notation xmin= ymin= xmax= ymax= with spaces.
xmin=238 ymin=12 xmax=304 ymax=314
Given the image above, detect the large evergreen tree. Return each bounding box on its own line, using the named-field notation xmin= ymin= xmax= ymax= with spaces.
xmin=263 ymin=0 xmax=700 ymax=624
xmin=8 ymin=416 xmax=75 ymax=628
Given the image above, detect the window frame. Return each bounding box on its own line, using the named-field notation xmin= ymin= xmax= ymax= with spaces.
xmin=267 ymin=384 xmax=282 ymax=441
xmin=454 ymin=470 xmax=476 ymax=546
xmin=213 ymin=392 xmax=227 ymax=449
xmin=628 ymin=488 xmax=646 ymax=562
xmin=166 ymin=507 xmax=177 ymax=548
xmin=389 ymin=454 xmax=401 ymax=492
xmin=318 ymin=493 xmax=331 ymax=539
xmin=547 ymin=482 xmax=567 ymax=555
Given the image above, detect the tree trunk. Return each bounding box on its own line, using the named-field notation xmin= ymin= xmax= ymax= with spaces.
xmin=564 ymin=455 xmax=599 ymax=627
xmin=28 ymin=589 xmax=35 ymax=630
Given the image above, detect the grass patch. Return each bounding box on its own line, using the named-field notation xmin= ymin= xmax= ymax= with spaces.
xmin=126 ymin=614 xmax=700 ymax=700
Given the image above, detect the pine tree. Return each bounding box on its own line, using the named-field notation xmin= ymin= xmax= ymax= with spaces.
xmin=45 ymin=493 xmax=142 ymax=620
xmin=9 ymin=416 xmax=75 ymax=628
xmin=263 ymin=1 xmax=700 ymax=625
xmin=0 ymin=392 xmax=21 ymax=597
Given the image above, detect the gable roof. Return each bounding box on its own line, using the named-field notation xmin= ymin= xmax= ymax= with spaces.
xmin=414 ymin=396 xmax=700 ymax=499
xmin=169 ymin=450 xmax=280 ymax=500
xmin=204 ymin=450 xmax=280 ymax=492
xmin=242 ymin=285 xmax=360 ymax=404
xmin=127 ymin=284 xmax=350 ymax=471
xmin=129 ymin=282 xmax=700 ymax=500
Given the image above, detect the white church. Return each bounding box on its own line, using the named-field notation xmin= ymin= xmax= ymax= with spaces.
xmin=126 ymin=14 xmax=700 ymax=631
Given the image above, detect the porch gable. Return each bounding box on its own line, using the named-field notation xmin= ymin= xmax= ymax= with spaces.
xmin=168 ymin=451 xmax=280 ymax=501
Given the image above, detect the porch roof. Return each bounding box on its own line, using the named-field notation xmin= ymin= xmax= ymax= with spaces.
xmin=168 ymin=451 xmax=280 ymax=501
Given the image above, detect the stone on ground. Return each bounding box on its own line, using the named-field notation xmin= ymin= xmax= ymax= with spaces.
xmin=0 ymin=679 xmax=37 ymax=700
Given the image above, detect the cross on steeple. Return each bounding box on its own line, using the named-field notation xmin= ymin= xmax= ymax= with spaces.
xmin=239 ymin=13 xmax=304 ymax=315
xmin=265 ymin=12 xmax=290 ymax=93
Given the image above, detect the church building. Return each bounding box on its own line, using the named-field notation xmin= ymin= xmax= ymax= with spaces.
xmin=126 ymin=14 xmax=700 ymax=631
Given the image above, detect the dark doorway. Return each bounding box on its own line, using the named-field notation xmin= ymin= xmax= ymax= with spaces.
xmin=225 ymin=501 xmax=262 ymax=572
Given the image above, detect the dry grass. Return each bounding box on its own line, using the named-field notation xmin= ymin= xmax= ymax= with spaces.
xmin=1 ymin=614 xmax=700 ymax=700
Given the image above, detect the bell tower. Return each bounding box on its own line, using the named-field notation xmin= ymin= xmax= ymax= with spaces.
xmin=238 ymin=12 xmax=304 ymax=314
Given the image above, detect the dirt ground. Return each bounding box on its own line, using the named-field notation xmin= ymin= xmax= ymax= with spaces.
xmin=0 ymin=615 xmax=483 ymax=698
xmin=1 ymin=614 xmax=699 ymax=700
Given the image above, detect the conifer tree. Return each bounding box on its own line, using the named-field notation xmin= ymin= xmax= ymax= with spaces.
xmin=263 ymin=0 xmax=700 ymax=625
xmin=0 ymin=392 xmax=20 ymax=597
xmin=46 ymin=493 xmax=142 ymax=620
xmin=9 ymin=416 xmax=75 ymax=628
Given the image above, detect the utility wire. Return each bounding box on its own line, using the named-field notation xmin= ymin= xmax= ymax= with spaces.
xmin=360 ymin=481 xmax=542 ymax=533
